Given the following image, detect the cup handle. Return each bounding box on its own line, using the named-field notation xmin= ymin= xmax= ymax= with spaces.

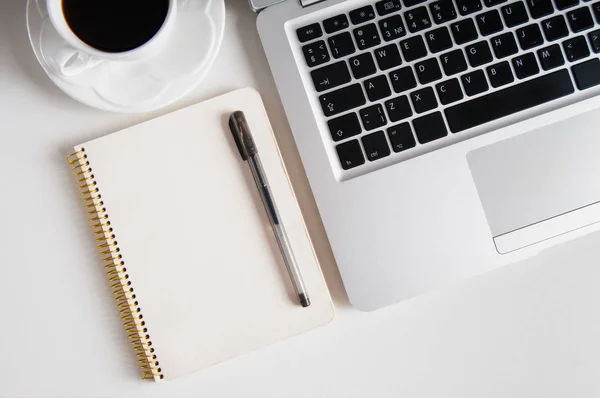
xmin=52 ymin=46 xmax=103 ymax=77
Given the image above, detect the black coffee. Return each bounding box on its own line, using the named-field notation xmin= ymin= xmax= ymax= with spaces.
xmin=62 ymin=0 xmax=170 ymax=53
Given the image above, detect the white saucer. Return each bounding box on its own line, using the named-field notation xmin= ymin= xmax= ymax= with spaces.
xmin=26 ymin=0 xmax=225 ymax=113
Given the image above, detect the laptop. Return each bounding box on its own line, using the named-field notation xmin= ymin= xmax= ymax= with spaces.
xmin=251 ymin=0 xmax=600 ymax=310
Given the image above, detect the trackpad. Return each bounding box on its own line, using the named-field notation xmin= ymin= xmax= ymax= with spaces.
xmin=467 ymin=110 xmax=600 ymax=253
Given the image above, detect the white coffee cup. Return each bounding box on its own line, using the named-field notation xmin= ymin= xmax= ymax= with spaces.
xmin=45 ymin=0 xmax=177 ymax=77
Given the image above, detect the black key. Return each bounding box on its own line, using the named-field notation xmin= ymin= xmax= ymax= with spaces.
xmin=354 ymin=24 xmax=381 ymax=50
xmin=516 ymin=24 xmax=544 ymax=50
xmin=364 ymin=75 xmax=392 ymax=101
xmin=526 ymin=0 xmax=554 ymax=18
xmin=360 ymin=104 xmax=388 ymax=130
xmin=336 ymin=140 xmax=365 ymax=170
xmin=390 ymin=66 xmax=418 ymax=92
xmin=466 ymin=41 xmax=494 ymax=67
xmin=542 ymin=15 xmax=569 ymax=41
xmin=387 ymin=123 xmax=417 ymax=152
xmin=376 ymin=0 xmax=403 ymax=16
xmin=328 ymin=32 xmax=356 ymax=59
xmin=512 ymin=52 xmax=540 ymax=78
xmin=589 ymin=29 xmax=600 ymax=53
xmin=563 ymin=36 xmax=590 ymax=61
xmin=572 ymin=58 xmax=600 ymax=89
xmin=311 ymin=61 xmax=352 ymax=92
xmin=487 ymin=61 xmax=515 ymax=87
xmin=537 ymin=44 xmax=566 ymax=69
xmin=476 ymin=10 xmax=504 ymax=36
xmin=410 ymin=86 xmax=438 ymax=113
xmin=323 ymin=14 xmax=350 ymax=34
xmin=328 ymin=113 xmax=362 ymax=141
xmin=415 ymin=57 xmax=443 ymax=83
xmin=445 ymin=69 xmax=574 ymax=133
xmin=425 ymin=27 xmax=453 ymax=53
xmin=302 ymin=40 xmax=330 ymax=67
xmin=491 ymin=32 xmax=519 ymax=58
xmin=350 ymin=5 xmax=376 ymax=24
xmin=350 ymin=53 xmax=377 ymax=78
xmin=594 ymin=2 xmax=600 ymax=22
xmin=430 ymin=0 xmax=457 ymax=24
xmin=413 ymin=112 xmax=448 ymax=143
xmin=436 ymin=78 xmax=464 ymax=104
xmin=461 ymin=69 xmax=490 ymax=95
xmin=405 ymin=6 xmax=433 ymax=32
xmin=501 ymin=2 xmax=530 ymax=27
xmin=555 ymin=0 xmax=579 ymax=9
xmin=440 ymin=49 xmax=468 ymax=75
xmin=404 ymin=0 xmax=428 ymax=7
xmin=400 ymin=35 xmax=428 ymax=61
xmin=567 ymin=7 xmax=594 ymax=32
xmin=385 ymin=96 xmax=413 ymax=121
xmin=362 ymin=131 xmax=391 ymax=161
xmin=485 ymin=0 xmax=509 ymax=6
xmin=374 ymin=44 xmax=403 ymax=70
xmin=450 ymin=18 xmax=479 ymax=44
xmin=457 ymin=0 xmax=483 ymax=15
xmin=319 ymin=84 xmax=366 ymax=117
xmin=297 ymin=23 xmax=322 ymax=43
xmin=379 ymin=15 xmax=408 ymax=41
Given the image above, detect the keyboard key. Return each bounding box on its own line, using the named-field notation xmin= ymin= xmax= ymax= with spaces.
xmin=466 ymin=41 xmax=494 ymax=66
xmin=350 ymin=53 xmax=377 ymax=78
xmin=476 ymin=10 xmax=504 ymax=36
xmin=589 ymin=29 xmax=600 ymax=53
xmin=387 ymin=123 xmax=417 ymax=152
xmin=436 ymin=78 xmax=464 ymax=104
xmin=413 ymin=112 xmax=448 ymax=143
xmin=542 ymin=15 xmax=569 ymax=41
xmin=594 ymin=2 xmax=600 ymax=22
xmin=374 ymin=44 xmax=403 ymax=70
xmin=485 ymin=0 xmax=509 ymax=6
xmin=311 ymin=61 xmax=352 ymax=92
xmin=360 ymin=104 xmax=388 ymax=130
xmin=430 ymin=0 xmax=457 ymax=24
xmin=354 ymin=24 xmax=381 ymax=50
xmin=450 ymin=18 xmax=479 ymax=44
xmin=364 ymin=75 xmax=392 ymax=101
xmin=362 ymin=131 xmax=391 ymax=161
xmin=554 ymin=0 xmax=579 ymax=9
xmin=563 ymin=35 xmax=590 ymax=61
xmin=487 ymin=61 xmax=515 ymax=86
xmin=512 ymin=52 xmax=540 ymax=78
xmin=297 ymin=23 xmax=322 ymax=43
xmin=501 ymin=2 xmax=529 ymax=27
xmin=566 ymin=7 xmax=594 ymax=33
xmin=517 ymin=24 xmax=544 ymax=50
xmin=404 ymin=0 xmax=428 ymax=7
xmin=385 ymin=96 xmax=413 ymax=121
xmin=491 ymin=32 xmax=519 ymax=58
xmin=319 ymin=84 xmax=366 ymax=117
xmin=462 ymin=69 xmax=490 ymax=95
xmin=400 ymin=35 xmax=428 ymax=61
xmin=445 ymin=69 xmax=574 ymax=132
xmin=328 ymin=113 xmax=362 ymax=141
xmin=405 ymin=6 xmax=432 ymax=32
xmin=350 ymin=6 xmax=376 ymax=24
xmin=410 ymin=86 xmax=438 ymax=113
xmin=390 ymin=66 xmax=418 ymax=92
xmin=440 ymin=49 xmax=468 ymax=75
xmin=323 ymin=14 xmax=349 ymax=34
xmin=376 ymin=0 xmax=403 ymax=16
xmin=302 ymin=40 xmax=330 ymax=67
xmin=526 ymin=0 xmax=554 ymax=18
xmin=537 ymin=44 xmax=566 ymax=69
xmin=415 ymin=58 xmax=443 ymax=83
xmin=328 ymin=32 xmax=356 ymax=58
xmin=379 ymin=15 xmax=407 ymax=41
xmin=571 ymin=58 xmax=600 ymax=89
xmin=336 ymin=140 xmax=365 ymax=170
xmin=425 ymin=27 xmax=453 ymax=53
xmin=457 ymin=0 xmax=483 ymax=15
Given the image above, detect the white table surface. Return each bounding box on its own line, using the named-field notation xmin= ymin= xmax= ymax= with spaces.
xmin=2 ymin=1 xmax=600 ymax=397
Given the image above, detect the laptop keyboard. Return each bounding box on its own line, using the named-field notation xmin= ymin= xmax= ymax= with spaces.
xmin=295 ymin=0 xmax=600 ymax=172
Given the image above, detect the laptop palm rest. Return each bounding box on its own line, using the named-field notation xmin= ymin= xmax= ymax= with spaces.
xmin=467 ymin=109 xmax=600 ymax=254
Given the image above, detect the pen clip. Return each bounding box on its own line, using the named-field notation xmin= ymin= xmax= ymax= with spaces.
xmin=229 ymin=111 xmax=257 ymax=161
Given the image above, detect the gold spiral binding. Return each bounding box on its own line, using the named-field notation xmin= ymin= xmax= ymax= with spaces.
xmin=67 ymin=148 xmax=164 ymax=382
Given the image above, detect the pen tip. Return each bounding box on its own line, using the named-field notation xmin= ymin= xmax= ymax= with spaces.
xmin=299 ymin=293 xmax=311 ymax=308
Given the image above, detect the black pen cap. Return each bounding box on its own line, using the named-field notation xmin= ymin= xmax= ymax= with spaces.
xmin=229 ymin=111 xmax=257 ymax=161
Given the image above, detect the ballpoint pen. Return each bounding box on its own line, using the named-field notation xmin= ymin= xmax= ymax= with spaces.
xmin=229 ymin=110 xmax=311 ymax=308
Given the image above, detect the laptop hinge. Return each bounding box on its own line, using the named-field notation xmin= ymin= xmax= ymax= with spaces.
xmin=300 ymin=0 xmax=326 ymax=6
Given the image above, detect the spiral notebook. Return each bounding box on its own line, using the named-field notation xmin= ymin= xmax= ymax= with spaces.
xmin=67 ymin=88 xmax=334 ymax=382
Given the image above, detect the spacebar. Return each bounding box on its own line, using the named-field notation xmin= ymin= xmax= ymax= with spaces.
xmin=445 ymin=70 xmax=575 ymax=133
